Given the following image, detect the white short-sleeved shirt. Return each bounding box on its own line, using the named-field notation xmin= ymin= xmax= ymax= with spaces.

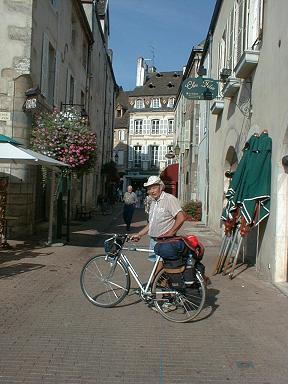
xmin=148 ymin=191 xmax=182 ymax=238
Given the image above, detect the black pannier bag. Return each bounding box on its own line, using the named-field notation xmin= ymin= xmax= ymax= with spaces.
xmin=154 ymin=238 xmax=188 ymax=269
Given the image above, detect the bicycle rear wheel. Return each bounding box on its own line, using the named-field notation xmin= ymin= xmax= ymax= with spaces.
xmin=152 ymin=269 xmax=206 ymax=323
xmin=80 ymin=254 xmax=130 ymax=307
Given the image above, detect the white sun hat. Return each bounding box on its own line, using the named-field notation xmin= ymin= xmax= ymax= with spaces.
xmin=143 ymin=175 xmax=163 ymax=187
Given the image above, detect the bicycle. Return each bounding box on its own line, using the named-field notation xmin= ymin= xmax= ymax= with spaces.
xmin=80 ymin=234 xmax=207 ymax=323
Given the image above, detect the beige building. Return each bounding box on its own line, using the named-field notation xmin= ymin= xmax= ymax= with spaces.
xmin=0 ymin=0 xmax=116 ymax=238
xmin=174 ymin=44 xmax=204 ymax=206
xmin=193 ymin=0 xmax=288 ymax=285
xmin=126 ymin=58 xmax=181 ymax=190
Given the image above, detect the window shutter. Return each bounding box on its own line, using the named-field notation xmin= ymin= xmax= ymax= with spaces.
xmin=65 ymin=68 xmax=71 ymax=104
xmin=141 ymin=145 xmax=147 ymax=161
xmin=163 ymin=119 xmax=168 ymax=135
xmin=185 ymin=120 xmax=190 ymax=146
xmin=147 ymin=119 xmax=151 ymax=135
xmin=128 ymin=146 xmax=134 ymax=161
xmin=248 ymin=0 xmax=262 ymax=48
xmin=41 ymin=32 xmax=49 ymax=98
xmin=143 ymin=119 xmax=147 ymax=135
xmin=227 ymin=8 xmax=234 ymax=69
xmin=236 ymin=0 xmax=245 ymax=63
xmin=160 ymin=119 xmax=164 ymax=135
xmin=129 ymin=118 xmax=134 ymax=134
xmin=159 ymin=145 xmax=164 ymax=161
xmin=53 ymin=50 xmax=61 ymax=107
xmin=148 ymin=145 xmax=152 ymax=163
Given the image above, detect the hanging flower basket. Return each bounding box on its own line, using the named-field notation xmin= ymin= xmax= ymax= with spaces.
xmin=31 ymin=108 xmax=97 ymax=175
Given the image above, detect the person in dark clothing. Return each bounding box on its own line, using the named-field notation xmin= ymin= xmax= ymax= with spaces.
xmin=122 ymin=185 xmax=137 ymax=231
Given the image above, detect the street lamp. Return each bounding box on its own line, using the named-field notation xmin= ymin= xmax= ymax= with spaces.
xmin=165 ymin=150 xmax=175 ymax=159
xmin=174 ymin=143 xmax=181 ymax=156
xmin=114 ymin=152 xmax=119 ymax=164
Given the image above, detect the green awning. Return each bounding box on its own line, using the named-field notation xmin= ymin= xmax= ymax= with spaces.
xmin=0 ymin=134 xmax=21 ymax=146
xmin=222 ymin=132 xmax=272 ymax=227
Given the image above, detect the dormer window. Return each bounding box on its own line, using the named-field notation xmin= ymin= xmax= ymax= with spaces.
xmin=116 ymin=108 xmax=122 ymax=118
xmin=148 ymin=83 xmax=156 ymax=88
xmin=167 ymin=82 xmax=174 ymax=88
xmin=167 ymin=98 xmax=175 ymax=107
xmin=135 ymin=98 xmax=144 ymax=109
xmin=151 ymin=98 xmax=161 ymax=108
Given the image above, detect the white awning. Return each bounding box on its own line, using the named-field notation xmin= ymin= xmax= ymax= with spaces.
xmin=0 ymin=143 xmax=69 ymax=168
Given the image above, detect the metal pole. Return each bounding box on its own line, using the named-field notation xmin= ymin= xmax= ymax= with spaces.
xmin=47 ymin=170 xmax=56 ymax=245
xmin=66 ymin=173 xmax=71 ymax=243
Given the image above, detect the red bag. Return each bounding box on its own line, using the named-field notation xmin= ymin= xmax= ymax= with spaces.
xmin=182 ymin=235 xmax=204 ymax=261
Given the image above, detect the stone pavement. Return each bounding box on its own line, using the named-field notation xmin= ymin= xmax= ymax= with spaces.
xmin=0 ymin=205 xmax=288 ymax=384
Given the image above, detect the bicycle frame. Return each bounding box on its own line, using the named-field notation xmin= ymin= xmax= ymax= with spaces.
xmin=121 ymin=246 xmax=161 ymax=295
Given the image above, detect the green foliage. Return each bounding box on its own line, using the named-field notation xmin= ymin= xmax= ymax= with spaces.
xmin=182 ymin=200 xmax=202 ymax=221
xmin=31 ymin=108 xmax=97 ymax=176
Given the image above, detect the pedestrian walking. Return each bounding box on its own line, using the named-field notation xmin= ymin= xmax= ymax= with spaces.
xmin=135 ymin=188 xmax=143 ymax=208
xmin=117 ymin=187 xmax=123 ymax=202
xmin=122 ymin=185 xmax=137 ymax=231
xmin=97 ymin=194 xmax=105 ymax=215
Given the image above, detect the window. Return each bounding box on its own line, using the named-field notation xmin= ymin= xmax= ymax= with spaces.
xmin=47 ymin=43 xmax=56 ymax=105
xmin=135 ymin=98 xmax=144 ymax=109
xmin=218 ymin=29 xmax=227 ymax=78
xmin=134 ymin=146 xmax=142 ymax=167
xmin=151 ymin=146 xmax=159 ymax=167
xmin=116 ymin=107 xmax=122 ymax=117
xmin=118 ymin=130 xmax=125 ymax=141
xmin=82 ymin=39 xmax=88 ymax=69
xmin=166 ymin=145 xmax=173 ymax=165
xmin=151 ymin=119 xmax=160 ymax=135
xmin=168 ymin=119 xmax=174 ymax=134
xmin=71 ymin=14 xmax=77 ymax=47
xmin=151 ymin=98 xmax=161 ymax=108
xmin=81 ymin=90 xmax=85 ymax=107
xmin=69 ymin=75 xmax=74 ymax=104
xmin=167 ymin=98 xmax=175 ymax=107
xmin=41 ymin=33 xmax=57 ymax=104
xmin=134 ymin=120 xmax=143 ymax=135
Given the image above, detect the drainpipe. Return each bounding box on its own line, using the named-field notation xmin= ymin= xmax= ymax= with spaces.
xmin=206 ymin=31 xmax=213 ymax=226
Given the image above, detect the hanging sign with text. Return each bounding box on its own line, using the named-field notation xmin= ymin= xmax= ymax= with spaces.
xmin=181 ymin=77 xmax=218 ymax=100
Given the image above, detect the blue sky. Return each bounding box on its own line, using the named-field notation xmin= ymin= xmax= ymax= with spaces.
xmin=109 ymin=0 xmax=216 ymax=91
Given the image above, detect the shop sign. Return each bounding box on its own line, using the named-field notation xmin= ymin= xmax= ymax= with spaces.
xmin=182 ymin=77 xmax=218 ymax=100
xmin=24 ymin=97 xmax=37 ymax=110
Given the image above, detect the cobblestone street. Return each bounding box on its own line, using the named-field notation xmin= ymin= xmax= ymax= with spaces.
xmin=0 ymin=205 xmax=287 ymax=384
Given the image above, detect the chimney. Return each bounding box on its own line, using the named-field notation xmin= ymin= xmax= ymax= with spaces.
xmin=136 ymin=57 xmax=148 ymax=87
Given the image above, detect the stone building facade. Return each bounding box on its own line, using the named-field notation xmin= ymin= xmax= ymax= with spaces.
xmin=192 ymin=0 xmax=288 ymax=285
xmin=174 ymin=44 xmax=203 ymax=206
xmin=0 ymin=0 xmax=116 ymax=237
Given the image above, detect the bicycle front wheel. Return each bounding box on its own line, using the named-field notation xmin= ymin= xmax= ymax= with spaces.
xmin=80 ymin=254 xmax=130 ymax=308
xmin=152 ymin=269 xmax=206 ymax=323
